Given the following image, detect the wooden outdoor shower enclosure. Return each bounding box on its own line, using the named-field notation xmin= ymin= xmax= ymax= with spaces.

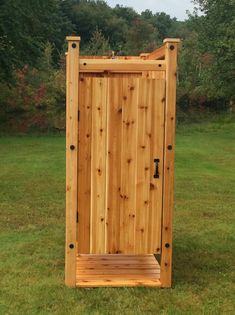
xmin=65 ymin=36 xmax=180 ymax=288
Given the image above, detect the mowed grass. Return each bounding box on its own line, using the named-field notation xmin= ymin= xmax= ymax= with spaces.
xmin=0 ymin=120 xmax=234 ymax=315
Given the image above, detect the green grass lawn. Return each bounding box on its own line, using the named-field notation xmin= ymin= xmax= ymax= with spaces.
xmin=0 ymin=120 xmax=235 ymax=315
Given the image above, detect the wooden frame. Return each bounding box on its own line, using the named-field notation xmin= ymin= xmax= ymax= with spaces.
xmin=160 ymin=38 xmax=180 ymax=288
xmin=65 ymin=36 xmax=180 ymax=288
xmin=79 ymin=59 xmax=166 ymax=72
xmin=65 ymin=37 xmax=80 ymax=287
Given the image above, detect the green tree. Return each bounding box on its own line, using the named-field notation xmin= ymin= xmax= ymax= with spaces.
xmin=0 ymin=0 xmax=73 ymax=81
xmin=191 ymin=0 xmax=235 ymax=102
xmin=62 ymin=0 xmax=128 ymax=50
xmin=125 ymin=18 xmax=158 ymax=54
xmin=141 ymin=11 xmax=177 ymax=42
xmin=113 ymin=5 xmax=138 ymax=24
xmin=82 ymin=28 xmax=111 ymax=55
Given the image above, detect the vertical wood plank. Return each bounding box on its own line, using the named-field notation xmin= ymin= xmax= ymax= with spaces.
xmin=77 ymin=77 xmax=92 ymax=253
xmin=65 ymin=37 xmax=80 ymax=287
xmin=119 ymin=77 xmax=139 ymax=253
xmin=160 ymin=39 xmax=180 ymax=288
xmin=148 ymin=79 xmax=165 ymax=254
xmin=90 ymin=78 xmax=107 ymax=253
xmin=135 ymin=79 xmax=151 ymax=254
xmin=106 ymin=78 xmax=122 ymax=253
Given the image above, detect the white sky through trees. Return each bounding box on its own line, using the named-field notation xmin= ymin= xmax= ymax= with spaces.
xmin=106 ymin=0 xmax=197 ymax=20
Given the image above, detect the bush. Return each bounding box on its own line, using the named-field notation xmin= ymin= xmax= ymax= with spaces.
xmin=0 ymin=43 xmax=66 ymax=133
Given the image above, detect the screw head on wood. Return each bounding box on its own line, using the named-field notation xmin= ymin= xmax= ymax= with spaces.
xmin=170 ymin=45 xmax=175 ymax=50
xmin=69 ymin=243 xmax=74 ymax=249
xmin=167 ymin=145 xmax=172 ymax=150
xmin=70 ymin=145 xmax=75 ymax=150
xmin=165 ymin=243 xmax=170 ymax=248
xmin=72 ymin=43 xmax=77 ymax=48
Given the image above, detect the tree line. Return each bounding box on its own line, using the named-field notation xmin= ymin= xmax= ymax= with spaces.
xmin=0 ymin=0 xmax=234 ymax=132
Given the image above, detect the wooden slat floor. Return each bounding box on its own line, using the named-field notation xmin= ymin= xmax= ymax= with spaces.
xmin=76 ymin=254 xmax=161 ymax=287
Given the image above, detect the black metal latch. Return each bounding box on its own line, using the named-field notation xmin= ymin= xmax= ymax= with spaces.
xmin=153 ymin=159 xmax=160 ymax=178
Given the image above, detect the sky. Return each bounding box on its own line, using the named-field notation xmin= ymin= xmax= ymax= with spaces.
xmin=106 ymin=0 xmax=197 ymax=21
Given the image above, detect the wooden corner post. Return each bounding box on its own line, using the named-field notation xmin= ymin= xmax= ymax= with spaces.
xmin=65 ymin=36 xmax=80 ymax=287
xmin=160 ymin=38 xmax=180 ymax=288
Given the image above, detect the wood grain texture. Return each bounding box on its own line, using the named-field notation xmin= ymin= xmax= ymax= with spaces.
xmin=77 ymin=77 xmax=165 ymax=255
xmin=80 ymin=59 xmax=165 ymax=72
xmin=135 ymin=79 xmax=151 ymax=253
xmin=90 ymin=78 xmax=107 ymax=253
xmin=144 ymin=45 xmax=165 ymax=60
xmin=135 ymin=79 xmax=165 ymax=254
xmin=66 ymin=37 xmax=180 ymax=288
xmin=77 ymin=77 xmax=92 ymax=253
xmin=160 ymin=40 xmax=179 ymax=288
xmin=119 ymin=77 xmax=139 ymax=253
xmin=76 ymin=254 xmax=161 ymax=287
xmin=65 ymin=38 xmax=80 ymax=287
xmin=148 ymin=79 xmax=165 ymax=253
xmin=106 ymin=78 xmax=123 ymax=253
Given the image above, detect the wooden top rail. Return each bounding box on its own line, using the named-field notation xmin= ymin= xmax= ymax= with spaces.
xmin=141 ymin=39 xmax=181 ymax=60
xmin=66 ymin=36 xmax=180 ymax=62
xmin=79 ymin=59 xmax=165 ymax=72
xmin=80 ymin=56 xmax=143 ymax=60
xmin=142 ymin=46 xmax=165 ymax=60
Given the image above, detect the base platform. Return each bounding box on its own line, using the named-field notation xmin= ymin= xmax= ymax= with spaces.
xmin=76 ymin=254 xmax=161 ymax=287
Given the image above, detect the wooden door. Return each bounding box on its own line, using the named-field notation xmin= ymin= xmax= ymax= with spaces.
xmin=77 ymin=76 xmax=165 ymax=254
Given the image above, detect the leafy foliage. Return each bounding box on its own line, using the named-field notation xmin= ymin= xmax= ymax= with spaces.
xmin=125 ymin=18 xmax=158 ymax=54
xmin=82 ymin=29 xmax=111 ymax=55
xmin=0 ymin=43 xmax=66 ymax=131
xmin=193 ymin=0 xmax=235 ymax=101
xmin=0 ymin=0 xmax=72 ymax=80
xmin=0 ymin=0 xmax=234 ymax=131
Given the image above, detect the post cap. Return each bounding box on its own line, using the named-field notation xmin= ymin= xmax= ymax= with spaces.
xmin=163 ymin=38 xmax=181 ymax=44
xmin=66 ymin=36 xmax=81 ymax=41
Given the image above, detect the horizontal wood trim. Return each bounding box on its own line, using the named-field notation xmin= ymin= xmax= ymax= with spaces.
xmin=80 ymin=59 xmax=165 ymax=72
xmin=144 ymin=45 xmax=165 ymax=60
xmin=76 ymin=279 xmax=161 ymax=287
xmin=66 ymin=36 xmax=81 ymax=41
xmin=77 ymin=264 xmax=158 ymax=269
xmin=80 ymin=56 xmax=142 ymax=60
xmin=163 ymin=38 xmax=181 ymax=44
